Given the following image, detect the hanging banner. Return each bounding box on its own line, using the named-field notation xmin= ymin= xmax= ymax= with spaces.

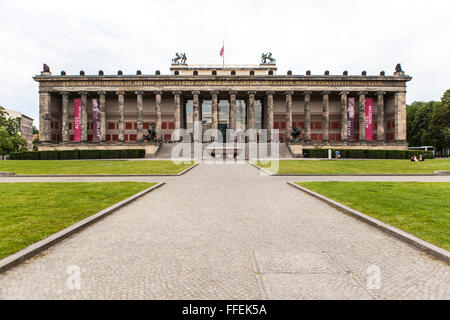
xmin=347 ymin=97 xmax=355 ymax=140
xmin=92 ymin=98 xmax=100 ymax=142
xmin=365 ymin=98 xmax=373 ymax=141
xmin=74 ymin=98 xmax=81 ymax=142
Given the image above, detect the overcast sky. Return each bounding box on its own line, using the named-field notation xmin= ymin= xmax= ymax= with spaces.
xmin=1 ymin=0 xmax=449 ymax=124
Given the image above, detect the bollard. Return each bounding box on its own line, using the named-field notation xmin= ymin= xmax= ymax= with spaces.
xmin=328 ymin=149 xmax=332 ymax=160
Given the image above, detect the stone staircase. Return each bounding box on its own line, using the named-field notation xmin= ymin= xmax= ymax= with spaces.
xmin=156 ymin=143 xmax=294 ymax=160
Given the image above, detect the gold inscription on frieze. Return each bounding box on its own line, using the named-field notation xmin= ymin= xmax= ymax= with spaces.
xmin=60 ymin=80 xmax=383 ymax=87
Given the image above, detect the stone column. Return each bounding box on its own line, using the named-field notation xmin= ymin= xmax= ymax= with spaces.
xmin=247 ymin=91 xmax=256 ymax=129
xmin=136 ymin=91 xmax=144 ymax=142
xmin=358 ymin=91 xmax=367 ymax=141
xmin=339 ymin=91 xmax=348 ymax=142
xmin=61 ymin=92 xmax=69 ymax=142
xmin=80 ymin=91 xmax=88 ymax=142
xmin=192 ymin=91 xmax=200 ymax=123
xmin=377 ymin=91 xmax=385 ymax=142
xmin=394 ymin=91 xmax=407 ymax=142
xmin=303 ymin=91 xmax=312 ymax=141
xmin=211 ymin=91 xmax=219 ymax=130
xmin=266 ymin=91 xmax=274 ymax=139
xmin=155 ymin=91 xmax=162 ymax=141
xmin=173 ymin=91 xmax=181 ymax=140
xmin=39 ymin=91 xmax=51 ymax=142
xmin=285 ymin=91 xmax=293 ymax=141
xmin=229 ymin=91 xmax=237 ymax=130
xmin=322 ymin=91 xmax=330 ymax=141
xmin=117 ymin=91 xmax=125 ymax=142
xmin=98 ymin=91 xmax=106 ymax=142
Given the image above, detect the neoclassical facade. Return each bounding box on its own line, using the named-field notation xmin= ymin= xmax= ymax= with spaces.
xmin=35 ymin=62 xmax=411 ymax=151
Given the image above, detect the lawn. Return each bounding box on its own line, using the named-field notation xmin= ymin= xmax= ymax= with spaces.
xmin=256 ymin=159 xmax=450 ymax=174
xmin=0 ymin=160 xmax=194 ymax=175
xmin=296 ymin=182 xmax=450 ymax=250
xmin=0 ymin=182 xmax=155 ymax=259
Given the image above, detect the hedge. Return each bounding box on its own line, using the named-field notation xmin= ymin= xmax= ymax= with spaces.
xmin=303 ymin=148 xmax=434 ymax=159
xmin=9 ymin=149 xmax=145 ymax=160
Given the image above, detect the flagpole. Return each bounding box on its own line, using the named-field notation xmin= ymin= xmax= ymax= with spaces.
xmin=222 ymin=40 xmax=225 ymax=69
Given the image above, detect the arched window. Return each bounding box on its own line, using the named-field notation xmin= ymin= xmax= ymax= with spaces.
xmin=250 ymin=70 xmax=255 ymax=75
xmin=212 ymin=70 xmax=217 ymax=75
xmin=268 ymin=70 xmax=273 ymax=76
xmin=231 ymin=70 xmax=236 ymax=75
xmin=193 ymin=70 xmax=198 ymax=76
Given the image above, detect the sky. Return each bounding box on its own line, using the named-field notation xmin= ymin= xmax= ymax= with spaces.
xmin=0 ymin=0 xmax=449 ymax=125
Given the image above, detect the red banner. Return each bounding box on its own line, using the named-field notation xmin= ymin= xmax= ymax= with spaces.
xmin=74 ymin=98 xmax=81 ymax=142
xmin=365 ymin=98 xmax=373 ymax=141
xmin=347 ymin=98 xmax=355 ymax=140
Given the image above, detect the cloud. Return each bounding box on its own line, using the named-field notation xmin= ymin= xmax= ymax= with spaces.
xmin=0 ymin=0 xmax=449 ymax=124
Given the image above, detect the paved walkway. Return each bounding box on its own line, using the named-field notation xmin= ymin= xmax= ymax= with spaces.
xmin=0 ymin=163 xmax=449 ymax=299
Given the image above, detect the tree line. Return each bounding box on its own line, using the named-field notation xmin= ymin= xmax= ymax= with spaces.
xmin=407 ymin=89 xmax=450 ymax=155
xmin=0 ymin=106 xmax=28 ymax=158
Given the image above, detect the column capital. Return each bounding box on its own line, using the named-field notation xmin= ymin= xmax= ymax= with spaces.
xmin=116 ymin=91 xmax=125 ymax=95
xmin=97 ymin=91 xmax=106 ymax=95
xmin=303 ymin=91 xmax=312 ymax=96
xmin=60 ymin=91 xmax=69 ymax=96
xmin=154 ymin=90 xmax=163 ymax=95
xmin=339 ymin=91 xmax=349 ymax=96
xmin=79 ymin=91 xmax=88 ymax=96
xmin=210 ymin=90 xmax=219 ymax=96
xmin=173 ymin=90 xmax=182 ymax=96
xmin=285 ymin=90 xmax=294 ymax=95
xmin=135 ymin=90 xmax=144 ymax=95
xmin=376 ymin=91 xmax=386 ymax=96
xmin=321 ymin=91 xmax=331 ymax=96
xmin=229 ymin=90 xmax=237 ymax=96
xmin=247 ymin=90 xmax=256 ymax=95
xmin=266 ymin=90 xmax=274 ymax=96
xmin=358 ymin=91 xmax=368 ymax=96
xmin=192 ymin=90 xmax=200 ymax=95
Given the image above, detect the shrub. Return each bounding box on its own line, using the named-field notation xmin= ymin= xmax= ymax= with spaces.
xmin=39 ymin=151 xmax=59 ymax=160
xmin=7 ymin=149 xmax=145 ymax=160
xmin=59 ymin=150 xmax=79 ymax=160
xmin=303 ymin=148 xmax=434 ymax=159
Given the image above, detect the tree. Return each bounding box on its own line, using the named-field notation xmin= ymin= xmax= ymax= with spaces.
xmin=32 ymin=125 xmax=39 ymax=135
xmin=0 ymin=106 xmax=28 ymax=156
xmin=407 ymin=89 xmax=450 ymax=153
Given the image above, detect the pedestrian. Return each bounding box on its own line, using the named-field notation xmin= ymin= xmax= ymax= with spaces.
xmin=419 ymin=154 xmax=425 ymax=161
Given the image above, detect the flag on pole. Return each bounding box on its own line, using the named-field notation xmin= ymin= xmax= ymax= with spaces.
xmin=220 ymin=41 xmax=225 ymax=68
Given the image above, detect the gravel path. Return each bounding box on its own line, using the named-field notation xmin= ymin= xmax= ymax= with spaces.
xmin=0 ymin=162 xmax=448 ymax=299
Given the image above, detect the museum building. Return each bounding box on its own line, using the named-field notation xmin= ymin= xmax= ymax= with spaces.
xmin=35 ymin=58 xmax=411 ymax=153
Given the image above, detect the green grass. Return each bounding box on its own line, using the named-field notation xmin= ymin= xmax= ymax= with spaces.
xmin=255 ymin=159 xmax=450 ymax=174
xmin=0 ymin=160 xmax=194 ymax=175
xmin=296 ymin=182 xmax=450 ymax=250
xmin=0 ymin=182 xmax=155 ymax=259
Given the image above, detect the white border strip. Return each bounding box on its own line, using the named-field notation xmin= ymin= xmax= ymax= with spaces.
xmin=0 ymin=182 xmax=166 ymax=274
xmin=288 ymin=182 xmax=450 ymax=264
